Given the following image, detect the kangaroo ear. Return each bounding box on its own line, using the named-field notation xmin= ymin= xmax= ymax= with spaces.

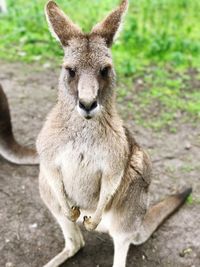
xmin=91 ymin=0 xmax=128 ymax=47
xmin=45 ymin=1 xmax=82 ymax=46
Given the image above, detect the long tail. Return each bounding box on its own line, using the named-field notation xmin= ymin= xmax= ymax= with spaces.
xmin=133 ymin=187 xmax=192 ymax=245
xmin=0 ymin=84 xmax=39 ymax=165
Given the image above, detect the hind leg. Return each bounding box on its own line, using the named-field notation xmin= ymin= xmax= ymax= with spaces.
xmin=39 ymin=173 xmax=85 ymax=267
xmin=107 ymin=178 xmax=149 ymax=266
xmin=112 ymin=233 xmax=131 ymax=267
xmin=43 ymin=215 xmax=84 ymax=267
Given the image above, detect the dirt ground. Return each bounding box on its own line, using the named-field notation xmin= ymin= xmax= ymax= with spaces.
xmin=0 ymin=61 xmax=199 ymax=267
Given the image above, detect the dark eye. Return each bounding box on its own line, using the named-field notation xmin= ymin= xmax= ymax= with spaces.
xmin=100 ymin=66 xmax=110 ymax=78
xmin=66 ymin=68 xmax=76 ymax=78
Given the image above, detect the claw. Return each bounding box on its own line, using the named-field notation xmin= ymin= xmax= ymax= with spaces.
xmin=69 ymin=206 xmax=81 ymax=222
xmin=83 ymin=215 xmax=91 ymax=221
xmin=83 ymin=216 xmax=97 ymax=231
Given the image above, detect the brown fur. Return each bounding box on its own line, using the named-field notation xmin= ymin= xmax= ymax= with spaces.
xmin=91 ymin=0 xmax=128 ymax=46
xmin=0 ymin=84 xmax=39 ymax=165
xmin=45 ymin=1 xmax=83 ymax=46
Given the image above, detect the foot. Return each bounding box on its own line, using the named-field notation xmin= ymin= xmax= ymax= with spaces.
xmin=69 ymin=206 xmax=81 ymax=222
xmin=83 ymin=216 xmax=98 ymax=231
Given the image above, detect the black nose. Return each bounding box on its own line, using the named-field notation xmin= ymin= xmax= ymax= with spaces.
xmin=79 ymin=100 xmax=98 ymax=113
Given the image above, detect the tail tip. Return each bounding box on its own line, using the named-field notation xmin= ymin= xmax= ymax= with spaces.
xmin=177 ymin=187 xmax=192 ymax=202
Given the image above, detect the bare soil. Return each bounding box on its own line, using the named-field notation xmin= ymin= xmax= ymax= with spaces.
xmin=0 ymin=61 xmax=199 ymax=267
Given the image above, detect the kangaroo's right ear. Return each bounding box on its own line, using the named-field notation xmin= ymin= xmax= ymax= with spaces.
xmin=45 ymin=1 xmax=82 ymax=46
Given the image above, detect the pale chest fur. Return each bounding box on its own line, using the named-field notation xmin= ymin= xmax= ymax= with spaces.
xmin=55 ymin=142 xmax=104 ymax=209
xmin=37 ymin=107 xmax=129 ymax=210
xmin=54 ymin=129 xmax=127 ymax=210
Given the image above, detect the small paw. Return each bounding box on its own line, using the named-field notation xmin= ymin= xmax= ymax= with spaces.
xmin=83 ymin=216 xmax=98 ymax=231
xmin=69 ymin=206 xmax=81 ymax=222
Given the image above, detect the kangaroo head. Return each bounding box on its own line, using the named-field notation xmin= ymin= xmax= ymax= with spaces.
xmin=45 ymin=0 xmax=128 ymax=119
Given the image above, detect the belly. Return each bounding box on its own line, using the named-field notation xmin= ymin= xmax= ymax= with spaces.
xmin=62 ymin=167 xmax=101 ymax=210
xmin=55 ymin=142 xmax=106 ymax=210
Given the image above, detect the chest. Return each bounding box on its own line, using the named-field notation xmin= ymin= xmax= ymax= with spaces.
xmin=55 ymin=140 xmax=112 ymax=208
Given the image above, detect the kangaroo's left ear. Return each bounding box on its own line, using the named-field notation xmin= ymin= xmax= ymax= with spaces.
xmin=91 ymin=0 xmax=128 ymax=47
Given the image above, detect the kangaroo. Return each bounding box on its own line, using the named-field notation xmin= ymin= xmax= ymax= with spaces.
xmin=35 ymin=1 xmax=192 ymax=267
xmin=0 ymin=1 xmax=192 ymax=267
xmin=0 ymin=84 xmax=39 ymax=165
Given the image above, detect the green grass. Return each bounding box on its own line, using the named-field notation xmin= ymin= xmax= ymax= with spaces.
xmin=187 ymin=195 xmax=200 ymax=205
xmin=1 ymin=0 xmax=200 ymax=71
xmin=117 ymin=66 xmax=200 ymax=131
xmin=0 ymin=0 xmax=200 ymax=130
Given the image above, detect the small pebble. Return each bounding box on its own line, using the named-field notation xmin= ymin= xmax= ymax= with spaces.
xmin=43 ymin=62 xmax=51 ymax=69
xmin=185 ymin=142 xmax=191 ymax=150
xmin=137 ymin=79 xmax=143 ymax=85
xmin=179 ymin=247 xmax=192 ymax=257
xmin=18 ymin=51 xmax=26 ymax=57
xmin=29 ymin=223 xmax=38 ymax=229
xmin=34 ymin=55 xmax=42 ymax=61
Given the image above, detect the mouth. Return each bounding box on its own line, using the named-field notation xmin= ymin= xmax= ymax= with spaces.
xmin=85 ymin=115 xmax=92 ymax=120
xmin=77 ymin=107 xmax=94 ymax=120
